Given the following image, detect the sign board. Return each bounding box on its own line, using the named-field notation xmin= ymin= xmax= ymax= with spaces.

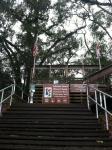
xmin=70 ymin=84 xmax=86 ymax=92
xmin=43 ymin=84 xmax=69 ymax=104
xmin=70 ymin=84 xmax=98 ymax=93
xmin=53 ymin=80 xmax=59 ymax=84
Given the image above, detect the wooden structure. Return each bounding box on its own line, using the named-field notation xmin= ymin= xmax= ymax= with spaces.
xmin=84 ymin=64 xmax=112 ymax=83
xmin=30 ymin=64 xmax=112 ymax=104
xmin=30 ymin=65 xmax=100 ymax=84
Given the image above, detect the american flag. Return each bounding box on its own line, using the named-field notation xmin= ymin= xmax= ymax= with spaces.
xmin=96 ymin=43 xmax=101 ymax=58
xmin=33 ymin=35 xmax=38 ymax=57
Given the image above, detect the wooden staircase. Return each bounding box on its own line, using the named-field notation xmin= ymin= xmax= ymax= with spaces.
xmin=69 ymin=92 xmax=87 ymax=103
xmin=33 ymin=84 xmax=43 ymax=103
xmin=0 ymin=103 xmax=112 ymax=149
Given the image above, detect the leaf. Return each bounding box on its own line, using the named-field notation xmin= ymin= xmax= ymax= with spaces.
xmin=97 ymin=140 xmax=104 ymax=143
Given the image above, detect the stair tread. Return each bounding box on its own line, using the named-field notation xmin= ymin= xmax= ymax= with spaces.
xmin=9 ymin=107 xmax=88 ymax=110
xmin=0 ymin=124 xmax=102 ymax=129
xmin=0 ymin=131 xmax=109 ymax=137
xmin=0 ymin=121 xmax=101 ymax=125
xmin=0 ymin=128 xmax=106 ymax=132
xmin=0 ymin=145 xmax=112 ymax=150
xmin=2 ymin=116 xmax=97 ymax=119
xmin=0 ymin=135 xmax=111 ymax=141
xmin=0 ymin=119 xmax=99 ymax=123
xmin=11 ymin=103 xmax=87 ymax=107
xmin=4 ymin=111 xmax=94 ymax=115
xmin=0 ymin=139 xmax=112 ymax=146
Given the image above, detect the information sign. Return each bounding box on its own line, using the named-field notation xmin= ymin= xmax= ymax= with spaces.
xmin=43 ymin=84 xmax=69 ymax=104
xmin=70 ymin=84 xmax=98 ymax=92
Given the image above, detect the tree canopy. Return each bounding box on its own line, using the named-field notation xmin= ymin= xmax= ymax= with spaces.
xmin=0 ymin=0 xmax=112 ymax=89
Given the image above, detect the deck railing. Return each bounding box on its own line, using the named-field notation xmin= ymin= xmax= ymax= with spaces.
xmin=86 ymin=84 xmax=112 ymax=130
xmin=34 ymin=78 xmax=84 ymax=84
xmin=0 ymin=84 xmax=29 ymax=115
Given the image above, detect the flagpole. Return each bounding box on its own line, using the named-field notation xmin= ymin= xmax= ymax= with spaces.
xmin=32 ymin=34 xmax=38 ymax=82
xmin=99 ymin=58 xmax=101 ymax=70
xmin=32 ymin=56 xmax=36 ymax=82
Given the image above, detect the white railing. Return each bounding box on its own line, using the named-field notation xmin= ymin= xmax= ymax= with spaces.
xmin=86 ymin=84 xmax=112 ymax=130
xmin=0 ymin=84 xmax=29 ymax=115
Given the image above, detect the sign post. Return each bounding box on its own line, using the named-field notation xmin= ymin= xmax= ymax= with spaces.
xmin=29 ymin=84 xmax=35 ymax=103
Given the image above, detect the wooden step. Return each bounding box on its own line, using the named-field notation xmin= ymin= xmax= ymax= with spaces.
xmin=0 ymin=138 xmax=112 ymax=147
xmin=0 ymin=124 xmax=102 ymax=130
xmin=7 ymin=107 xmax=89 ymax=111
xmin=2 ymin=115 xmax=97 ymax=120
xmin=0 ymin=118 xmax=98 ymax=123
xmin=10 ymin=103 xmax=87 ymax=107
xmin=0 ymin=145 xmax=111 ymax=150
xmin=4 ymin=111 xmax=95 ymax=115
xmin=0 ymin=135 xmax=111 ymax=141
xmin=0 ymin=130 xmax=109 ymax=137
xmin=0 ymin=128 xmax=105 ymax=132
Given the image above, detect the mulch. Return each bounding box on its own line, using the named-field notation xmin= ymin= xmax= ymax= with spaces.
xmin=99 ymin=114 xmax=112 ymax=138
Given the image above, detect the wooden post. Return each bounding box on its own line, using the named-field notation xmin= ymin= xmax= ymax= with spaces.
xmin=49 ymin=65 xmax=52 ymax=83
xmin=49 ymin=65 xmax=52 ymax=78
xmin=87 ymin=79 xmax=90 ymax=109
xmin=30 ymin=68 xmax=33 ymax=82
xmin=82 ymin=64 xmax=85 ymax=80
xmin=65 ymin=65 xmax=68 ymax=82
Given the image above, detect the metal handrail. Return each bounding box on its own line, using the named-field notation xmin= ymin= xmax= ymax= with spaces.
xmin=86 ymin=84 xmax=112 ymax=130
xmin=0 ymin=84 xmax=29 ymax=115
xmin=15 ymin=84 xmax=29 ymax=101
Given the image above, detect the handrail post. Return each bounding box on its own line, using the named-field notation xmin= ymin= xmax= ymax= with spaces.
xmin=99 ymin=93 xmax=102 ymax=107
xmin=87 ymin=85 xmax=90 ymax=110
xmin=0 ymin=103 xmax=2 ymax=116
xmin=103 ymin=94 xmax=109 ymax=130
xmin=95 ymin=90 xmax=99 ymax=118
xmin=22 ymin=91 xmax=24 ymax=99
xmin=13 ymin=83 xmax=16 ymax=94
xmin=10 ymin=85 xmax=14 ymax=106
xmin=0 ymin=90 xmax=4 ymax=115
xmin=28 ymin=96 xmax=30 ymax=103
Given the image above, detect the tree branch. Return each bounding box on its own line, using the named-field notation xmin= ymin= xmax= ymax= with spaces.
xmin=5 ymin=39 xmax=22 ymax=54
xmin=39 ymin=25 xmax=86 ymax=65
xmin=80 ymin=0 xmax=112 ymax=6
xmin=3 ymin=43 xmax=17 ymax=72
xmin=89 ymin=18 xmax=112 ymax=40
xmin=41 ymin=23 xmax=58 ymax=36
xmin=83 ymin=33 xmax=93 ymax=55
xmin=97 ymin=5 xmax=112 ymax=15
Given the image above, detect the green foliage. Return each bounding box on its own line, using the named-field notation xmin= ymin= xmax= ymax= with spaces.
xmin=0 ymin=0 xmax=112 ymax=90
xmin=0 ymin=70 xmax=12 ymax=89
